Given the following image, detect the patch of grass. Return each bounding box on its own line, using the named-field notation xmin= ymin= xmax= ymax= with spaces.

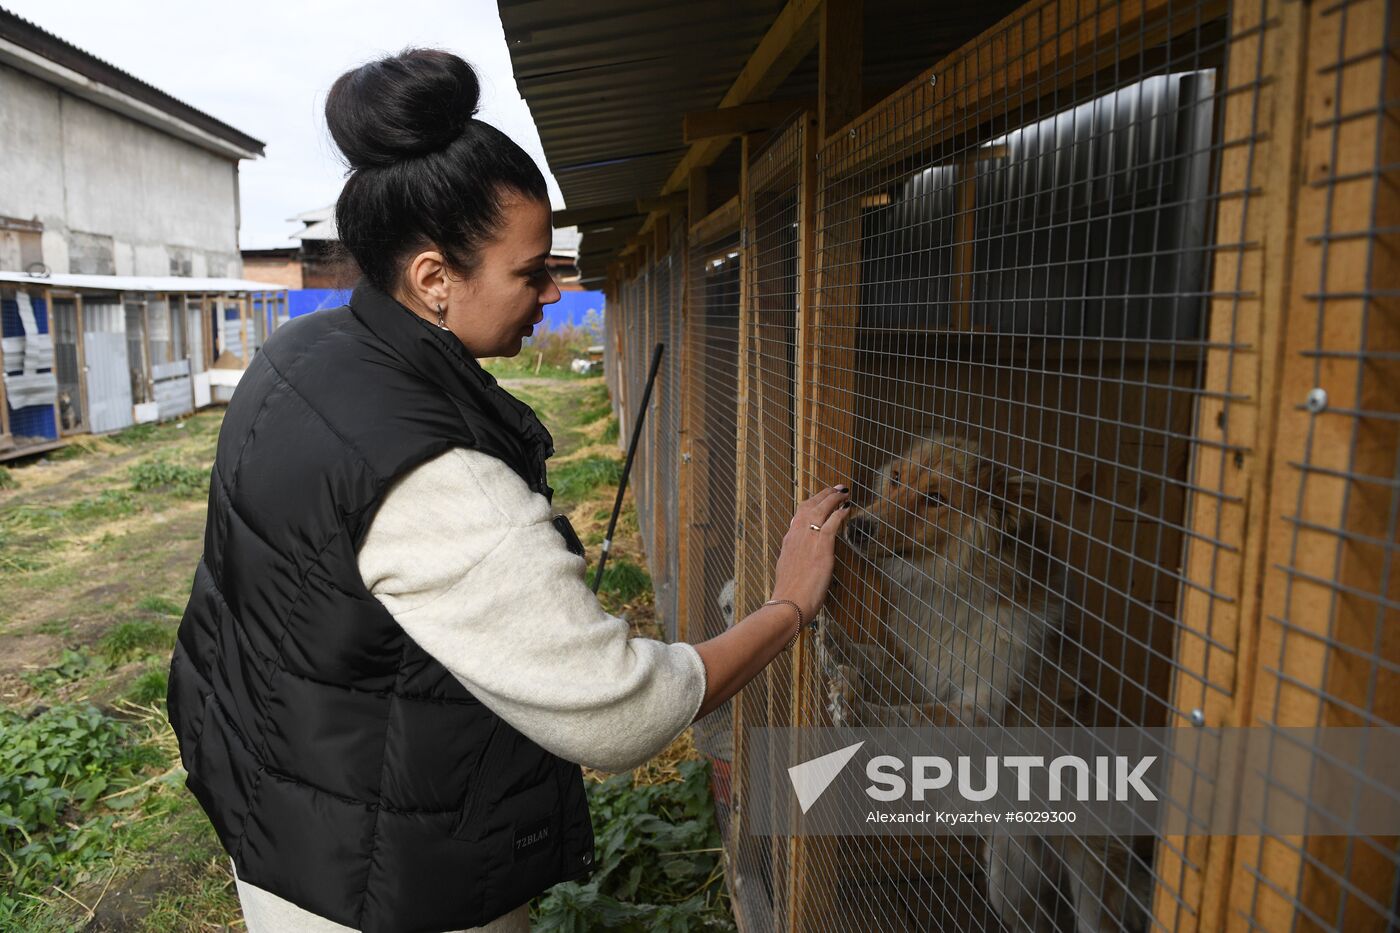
xmin=137 ymin=596 xmax=183 ymax=618
xmin=101 ymin=620 xmax=177 ymax=664
xmin=126 ymin=666 xmax=170 ymax=706
xmin=64 ymin=489 xmax=138 ymax=522
xmin=0 ymin=465 xmax=16 ymax=490
xmin=128 ymin=460 xmax=206 ymax=497
xmin=601 ymin=417 xmax=620 ymax=446
xmin=577 ymin=390 xmax=613 ymax=426
xmin=551 ymin=455 xmax=623 ymax=503
xmin=595 ymin=557 xmax=651 ymax=605
xmin=110 ymin=423 xmax=160 ymax=446
xmin=139 ymin=860 xmax=242 ymax=933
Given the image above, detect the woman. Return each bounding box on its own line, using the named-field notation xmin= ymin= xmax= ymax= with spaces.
xmin=167 ymin=48 xmax=851 ymax=933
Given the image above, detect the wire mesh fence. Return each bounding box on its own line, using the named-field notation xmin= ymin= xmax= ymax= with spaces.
xmin=680 ymin=215 xmax=745 ymax=905
xmin=595 ymin=0 xmax=1400 ymax=928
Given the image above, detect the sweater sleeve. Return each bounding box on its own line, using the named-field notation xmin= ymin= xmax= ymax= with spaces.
xmin=357 ymin=447 xmax=707 ymax=773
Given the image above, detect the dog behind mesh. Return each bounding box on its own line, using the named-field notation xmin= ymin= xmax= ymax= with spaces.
xmin=816 ymin=433 xmax=1153 ymax=932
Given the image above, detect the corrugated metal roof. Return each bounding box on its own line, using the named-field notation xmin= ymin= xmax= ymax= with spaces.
xmin=0 ymin=271 xmax=287 ymax=293
xmin=501 ymin=0 xmax=786 ymax=210
xmin=504 ymin=0 xmax=1026 ymax=281
xmin=0 ymin=6 xmax=266 ymax=157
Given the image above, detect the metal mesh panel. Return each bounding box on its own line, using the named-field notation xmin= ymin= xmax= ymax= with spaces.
xmin=634 ymin=266 xmax=656 ymax=583
xmin=49 ymin=298 xmax=85 ymax=434
xmin=727 ymin=118 xmax=809 ymax=932
xmin=799 ymin=1 xmax=1245 ymax=928
xmin=651 ymin=228 xmax=686 ymax=641
xmin=679 ymin=218 xmax=746 ymax=904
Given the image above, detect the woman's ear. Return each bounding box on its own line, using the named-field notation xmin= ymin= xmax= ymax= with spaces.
xmin=401 ymin=249 xmax=450 ymax=312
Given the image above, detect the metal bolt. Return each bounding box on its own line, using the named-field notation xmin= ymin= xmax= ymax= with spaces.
xmin=1189 ymin=708 xmax=1205 ymax=727
xmin=682 ymin=452 xmax=691 ymax=463
xmin=1306 ymin=387 xmax=1328 ymax=413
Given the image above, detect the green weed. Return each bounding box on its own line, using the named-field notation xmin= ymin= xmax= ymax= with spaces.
xmin=0 ymin=704 xmax=157 ymax=908
xmin=110 ymin=423 xmax=160 ymax=446
xmin=595 ymin=558 xmax=651 ymax=605
xmin=0 ymin=466 xmax=16 ymax=490
xmin=137 ymin=596 xmax=183 ymax=618
xmin=551 ymin=455 xmax=623 ymax=503
xmin=531 ymin=759 xmax=732 ymax=932
xmin=64 ymin=489 xmax=138 ymax=522
xmin=21 ymin=649 xmax=107 ymax=693
xmin=126 ymin=667 xmax=170 ymax=706
xmin=101 ymin=620 xmax=177 ymax=664
xmin=128 ymin=460 xmax=205 ymax=497
xmin=601 ymin=418 xmax=620 ymax=445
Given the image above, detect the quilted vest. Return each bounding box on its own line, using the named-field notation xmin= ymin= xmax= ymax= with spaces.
xmin=168 ymin=281 xmax=595 ymax=933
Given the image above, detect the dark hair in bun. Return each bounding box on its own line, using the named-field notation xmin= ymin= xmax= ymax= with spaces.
xmin=325 ymin=48 xmax=548 ymax=291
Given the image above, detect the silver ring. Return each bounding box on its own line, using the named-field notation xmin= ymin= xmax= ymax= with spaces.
xmin=808 ymin=523 xmax=822 ymax=532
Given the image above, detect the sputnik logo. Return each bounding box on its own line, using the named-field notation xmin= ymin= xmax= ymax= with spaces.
xmin=788 ymin=741 xmax=865 ymax=813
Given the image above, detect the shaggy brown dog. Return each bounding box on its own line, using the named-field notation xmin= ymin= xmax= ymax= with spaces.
xmin=817 ymin=433 xmax=1151 ymax=933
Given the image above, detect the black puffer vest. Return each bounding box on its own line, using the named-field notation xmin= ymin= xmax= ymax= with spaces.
xmin=167 ymin=281 xmax=594 ymax=933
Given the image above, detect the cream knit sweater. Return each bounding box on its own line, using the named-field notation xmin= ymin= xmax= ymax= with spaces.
xmin=235 ymin=447 xmax=709 ymax=932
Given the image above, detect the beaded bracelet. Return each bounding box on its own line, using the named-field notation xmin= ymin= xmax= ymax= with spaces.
xmin=762 ymin=598 xmax=806 ymax=649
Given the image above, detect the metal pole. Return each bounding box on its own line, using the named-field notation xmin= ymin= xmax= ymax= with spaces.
xmin=592 ymin=341 xmax=665 ymax=593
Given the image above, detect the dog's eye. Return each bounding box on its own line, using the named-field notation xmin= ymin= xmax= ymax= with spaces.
xmin=924 ymin=491 xmax=947 ymax=508
xmin=889 ymin=469 xmax=901 ymax=487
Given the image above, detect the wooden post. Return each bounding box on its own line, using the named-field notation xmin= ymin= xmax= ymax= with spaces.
xmin=43 ymin=287 xmax=62 ymax=435
xmin=1153 ymin=0 xmax=1309 ymax=928
xmin=140 ymin=299 xmax=155 ymax=405
xmin=817 ymin=0 xmax=862 ymax=144
xmin=73 ymin=293 xmax=89 ymax=435
xmin=1220 ymin=0 xmax=1400 ymax=929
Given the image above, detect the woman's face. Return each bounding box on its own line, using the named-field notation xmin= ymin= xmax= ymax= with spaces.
xmin=398 ymin=194 xmax=562 ymax=359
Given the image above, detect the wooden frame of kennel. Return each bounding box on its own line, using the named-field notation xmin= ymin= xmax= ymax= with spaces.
xmin=590 ymin=0 xmax=1400 ymax=927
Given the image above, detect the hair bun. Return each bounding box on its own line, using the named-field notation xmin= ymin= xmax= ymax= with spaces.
xmin=326 ymin=49 xmax=481 ymax=169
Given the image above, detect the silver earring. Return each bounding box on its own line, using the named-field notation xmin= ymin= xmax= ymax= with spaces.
xmin=435 ymin=304 xmax=449 ymax=330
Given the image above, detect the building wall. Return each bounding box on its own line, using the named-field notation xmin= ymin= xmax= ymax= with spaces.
xmin=0 ymin=62 xmax=243 ymax=278
xmin=241 ymin=256 xmax=304 ymax=289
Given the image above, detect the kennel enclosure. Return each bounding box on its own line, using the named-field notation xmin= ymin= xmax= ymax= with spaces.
xmin=508 ymin=0 xmax=1400 ymax=928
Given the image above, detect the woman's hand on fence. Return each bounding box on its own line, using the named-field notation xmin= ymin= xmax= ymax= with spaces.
xmin=769 ymin=485 xmax=853 ymax=623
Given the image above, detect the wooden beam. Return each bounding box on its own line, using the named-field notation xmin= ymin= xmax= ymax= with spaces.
xmin=552 ymin=201 xmax=643 ymax=228
xmin=818 ymin=0 xmax=863 ymax=141
xmin=689 ymin=195 xmax=741 ymax=247
xmin=683 ymin=98 xmax=814 ymax=143
xmin=823 ymin=0 xmax=1228 ymax=169
xmin=687 ymin=166 xmax=709 ymax=225
xmin=661 ymin=0 xmax=822 ymax=195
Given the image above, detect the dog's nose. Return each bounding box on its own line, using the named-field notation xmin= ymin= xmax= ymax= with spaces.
xmin=845 ymin=515 xmax=873 ymax=546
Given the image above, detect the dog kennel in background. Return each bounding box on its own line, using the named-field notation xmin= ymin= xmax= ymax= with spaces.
xmin=512 ymin=0 xmax=1399 ymax=928
xmin=0 ymin=273 xmax=288 ymax=460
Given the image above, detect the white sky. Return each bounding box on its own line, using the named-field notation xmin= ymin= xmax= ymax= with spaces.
xmin=3 ymin=0 xmax=564 ymax=249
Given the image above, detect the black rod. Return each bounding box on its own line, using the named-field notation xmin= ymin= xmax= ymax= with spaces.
xmin=592 ymin=341 xmax=665 ymax=593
